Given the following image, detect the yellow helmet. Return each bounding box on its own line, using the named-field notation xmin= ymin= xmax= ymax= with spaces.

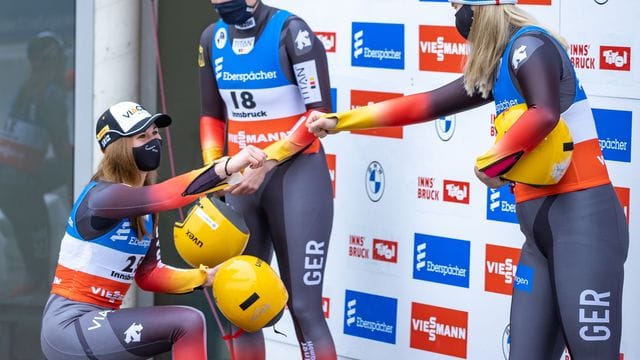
xmin=213 ymin=255 xmax=289 ymax=333
xmin=478 ymin=103 xmax=573 ymax=186
xmin=173 ymin=196 xmax=249 ymax=268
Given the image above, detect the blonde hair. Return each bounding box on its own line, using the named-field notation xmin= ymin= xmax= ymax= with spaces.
xmin=463 ymin=4 xmax=568 ymax=98
xmin=92 ymin=137 xmax=158 ymax=239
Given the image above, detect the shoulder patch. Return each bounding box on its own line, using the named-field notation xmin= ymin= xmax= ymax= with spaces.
xmin=198 ymin=45 xmax=205 ymax=68
xmin=512 ymin=45 xmax=528 ymax=70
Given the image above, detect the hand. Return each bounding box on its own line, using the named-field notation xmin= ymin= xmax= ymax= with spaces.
xmin=231 ymin=160 xmax=277 ymax=195
xmin=226 ymin=145 xmax=266 ymax=174
xmin=202 ymin=264 xmax=221 ymax=288
xmin=306 ymin=110 xmax=338 ymax=138
xmin=474 ymin=166 xmax=509 ymax=189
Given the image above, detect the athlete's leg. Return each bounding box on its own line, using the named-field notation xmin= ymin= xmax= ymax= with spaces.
xmin=262 ymin=151 xmax=336 ymax=360
xmin=509 ymin=198 xmax=564 ymax=360
xmin=226 ymin=188 xmax=274 ymax=360
xmin=42 ymin=295 xmax=207 ymax=360
xmin=549 ymin=185 xmax=628 ymax=359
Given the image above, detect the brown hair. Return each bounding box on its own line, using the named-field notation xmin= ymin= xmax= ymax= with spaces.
xmin=463 ymin=4 xmax=568 ymax=98
xmin=92 ymin=137 xmax=159 ymax=239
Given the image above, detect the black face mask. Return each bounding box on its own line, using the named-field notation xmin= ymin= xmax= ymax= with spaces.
xmin=214 ymin=0 xmax=253 ymax=25
xmin=455 ymin=5 xmax=474 ymax=40
xmin=132 ymin=138 xmax=162 ymax=172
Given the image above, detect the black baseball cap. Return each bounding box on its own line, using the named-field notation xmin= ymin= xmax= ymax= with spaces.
xmin=96 ymin=101 xmax=172 ymax=151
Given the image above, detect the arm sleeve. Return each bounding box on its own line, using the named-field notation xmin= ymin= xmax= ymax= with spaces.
xmin=86 ymin=163 xmax=228 ymax=219
xmin=198 ymin=24 xmax=227 ymax=165
xmin=476 ymin=34 xmax=562 ymax=177
xmin=200 ymin=115 xmax=225 ymax=165
xmin=329 ymin=77 xmax=490 ymax=131
xmin=135 ymin=238 xmax=207 ymax=294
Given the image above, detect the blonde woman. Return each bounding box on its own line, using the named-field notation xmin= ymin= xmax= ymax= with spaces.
xmin=307 ymin=1 xmax=628 ymax=359
xmin=40 ymin=101 xmax=265 ymax=359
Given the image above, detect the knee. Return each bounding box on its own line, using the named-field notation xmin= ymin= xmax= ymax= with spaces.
xmin=287 ymin=297 xmax=323 ymax=323
xmin=177 ymin=306 xmax=206 ymax=331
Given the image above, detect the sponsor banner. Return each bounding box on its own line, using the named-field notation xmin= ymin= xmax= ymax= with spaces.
xmin=344 ymin=290 xmax=398 ymax=344
xmin=413 ymin=233 xmax=470 ymax=288
xmin=486 ymin=185 xmax=518 ymax=224
xmin=418 ymin=25 xmax=468 ymax=73
xmin=352 ymin=22 xmax=405 ymax=70
xmin=348 ymin=235 xmax=370 ymax=260
xmin=593 ymin=108 xmax=632 ymax=163
xmin=372 ymin=238 xmax=399 ymax=263
xmin=600 ymin=46 xmax=631 ymax=71
xmin=443 ymin=180 xmax=470 ymax=204
xmin=410 ymin=302 xmax=468 ymax=358
xmin=513 ymin=264 xmax=534 ymax=293
xmin=485 ymin=244 xmax=521 ymax=296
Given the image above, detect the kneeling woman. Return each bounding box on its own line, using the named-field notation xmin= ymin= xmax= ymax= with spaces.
xmin=41 ymin=101 xmax=266 ymax=360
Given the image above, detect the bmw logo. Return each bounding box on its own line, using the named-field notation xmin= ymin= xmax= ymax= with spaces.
xmin=594 ymin=0 xmax=608 ymax=4
xmin=502 ymin=324 xmax=511 ymax=359
xmin=436 ymin=115 xmax=456 ymax=141
xmin=365 ymin=161 xmax=385 ymax=202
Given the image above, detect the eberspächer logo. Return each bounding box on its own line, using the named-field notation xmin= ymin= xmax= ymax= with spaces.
xmin=365 ymin=161 xmax=385 ymax=202
xmin=351 ymin=22 xmax=404 ymax=70
xmin=344 ymin=289 xmax=397 ymax=344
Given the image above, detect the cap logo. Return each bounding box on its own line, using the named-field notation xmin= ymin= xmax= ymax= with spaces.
xmin=96 ymin=125 xmax=110 ymax=140
xmin=121 ymin=105 xmax=146 ymax=119
xmin=100 ymin=134 xmax=111 ymax=148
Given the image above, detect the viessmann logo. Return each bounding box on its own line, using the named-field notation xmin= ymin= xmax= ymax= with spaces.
xmin=350 ymin=90 xmax=404 ymax=139
xmin=344 ymin=290 xmax=397 ymax=344
xmin=352 ymin=22 xmax=404 ymax=70
xmin=410 ymin=302 xmax=468 ymax=358
xmin=419 ymin=25 xmax=468 ymax=73
xmin=413 ymin=233 xmax=470 ymax=288
xmin=485 ymin=244 xmax=521 ymax=295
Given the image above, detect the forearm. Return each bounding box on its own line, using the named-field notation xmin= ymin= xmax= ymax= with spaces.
xmin=264 ymin=110 xmax=318 ymax=162
xmin=331 ymin=78 xmax=489 ymax=131
xmin=88 ymin=164 xmax=229 ymax=218
xmin=135 ymin=239 xmax=207 ymax=294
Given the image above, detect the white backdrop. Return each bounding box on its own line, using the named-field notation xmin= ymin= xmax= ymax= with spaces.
xmin=265 ymin=1 xmax=638 ymax=359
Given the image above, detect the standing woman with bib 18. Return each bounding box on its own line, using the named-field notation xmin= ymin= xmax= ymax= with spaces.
xmin=197 ymin=0 xmax=337 ymax=359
